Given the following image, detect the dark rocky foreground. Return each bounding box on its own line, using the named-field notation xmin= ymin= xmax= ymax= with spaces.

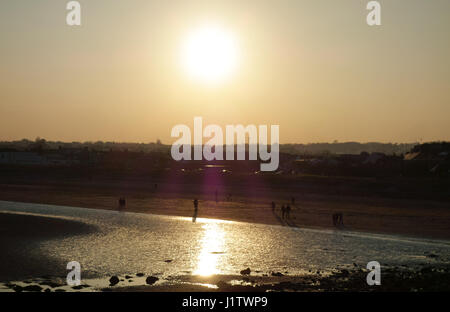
xmin=148 ymin=265 xmax=450 ymax=292
xmin=3 ymin=265 xmax=450 ymax=292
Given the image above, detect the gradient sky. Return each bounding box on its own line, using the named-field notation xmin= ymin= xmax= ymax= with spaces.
xmin=1 ymin=0 xmax=449 ymax=143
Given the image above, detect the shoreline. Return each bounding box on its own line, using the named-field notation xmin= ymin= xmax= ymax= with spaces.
xmin=1 ymin=182 xmax=450 ymax=240
xmin=2 ymin=199 xmax=450 ymax=246
xmin=1 ymin=204 xmax=450 ymax=292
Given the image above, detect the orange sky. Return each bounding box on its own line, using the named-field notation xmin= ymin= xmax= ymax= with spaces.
xmin=1 ymin=0 xmax=449 ymax=143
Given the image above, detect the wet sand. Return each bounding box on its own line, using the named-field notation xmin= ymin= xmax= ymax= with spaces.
xmin=0 ymin=211 xmax=97 ymax=238
xmin=0 ymin=212 xmax=97 ymax=281
xmin=1 ymin=206 xmax=450 ymax=292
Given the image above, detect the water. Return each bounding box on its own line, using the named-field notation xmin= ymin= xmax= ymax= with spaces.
xmin=1 ymin=200 xmax=450 ymax=282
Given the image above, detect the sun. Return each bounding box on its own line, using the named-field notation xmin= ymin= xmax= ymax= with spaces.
xmin=181 ymin=26 xmax=239 ymax=84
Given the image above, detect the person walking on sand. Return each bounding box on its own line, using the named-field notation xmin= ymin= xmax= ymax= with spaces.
xmin=192 ymin=198 xmax=199 ymax=223
xmin=281 ymin=205 xmax=286 ymax=219
xmin=271 ymin=201 xmax=276 ymax=212
xmin=118 ymin=197 xmax=126 ymax=212
xmin=286 ymin=204 xmax=291 ymax=219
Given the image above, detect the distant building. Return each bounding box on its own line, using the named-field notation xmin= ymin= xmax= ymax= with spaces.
xmin=403 ymin=143 xmax=450 ymax=176
xmin=0 ymin=151 xmax=80 ymax=166
xmin=0 ymin=151 xmax=46 ymax=165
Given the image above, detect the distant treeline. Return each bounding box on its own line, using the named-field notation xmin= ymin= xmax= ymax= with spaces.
xmin=279 ymin=142 xmax=418 ymax=156
xmin=0 ymin=138 xmax=419 ymax=156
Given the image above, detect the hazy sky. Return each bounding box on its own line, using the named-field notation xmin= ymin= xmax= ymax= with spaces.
xmin=1 ymin=0 xmax=449 ymax=143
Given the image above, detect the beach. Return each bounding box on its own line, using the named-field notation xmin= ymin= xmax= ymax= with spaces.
xmin=0 ymin=180 xmax=449 ymax=240
xmin=1 ymin=201 xmax=450 ymax=292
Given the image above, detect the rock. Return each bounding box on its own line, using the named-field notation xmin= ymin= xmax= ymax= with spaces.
xmin=13 ymin=285 xmax=23 ymax=292
xmin=278 ymin=281 xmax=296 ymax=291
xmin=145 ymin=276 xmax=159 ymax=285
xmin=72 ymin=285 xmax=83 ymax=290
xmin=23 ymin=285 xmax=43 ymax=292
xmin=125 ymin=275 xmax=133 ymax=279
xmin=40 ymin=281 xmax=61 ymax=288
xmin=271 ymin=272 xmax=284 ymax=277
xmin=44 ymin=288 xmax=51 ymax=293
xmin=341 ymin=269 xmax=349 ymax=277
xmin=136 ymin=273 xmax=145 ymax=277
xmin=54 ymin=289 xmax=66 ymax=292
xmin=217 ymin=281 xmax=228 ymax=289
xmin=240 ymin=268 xmax=251 ymax=275
xmin=421 ymin=267 xmax=433 ymax=274
xmin=164 ymin=260 xmax=173 ymax=263
xmin=109 ymin=276 xmax=120 ymax=286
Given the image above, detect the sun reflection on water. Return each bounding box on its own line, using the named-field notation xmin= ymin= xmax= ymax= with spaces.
xmin=194 ymin=222 xmax=226 ymax=276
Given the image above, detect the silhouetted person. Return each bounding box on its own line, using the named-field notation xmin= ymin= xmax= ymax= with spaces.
xmin=338 ymin=213 xmax=343 ymax=226
xmin=154 ymin=183 xmax=158 ymax=190
xmin=271 ymin=201 xmax=276 ymax=212
xmin=118 ymin=197 xmax=126 ymax=211
xmin=332 ymin=213 xmax=343 ymax=227
xmin=192 ymin=198 xmax=199 ymax=222
xmin=286 ymin=204 xmax=291 ymax=219
xmin=281 ymin=205 xmax=286 ymax=219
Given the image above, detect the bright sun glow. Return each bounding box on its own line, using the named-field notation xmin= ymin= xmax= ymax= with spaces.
xmin=181 ymin=26 xmax=239 ymax=84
